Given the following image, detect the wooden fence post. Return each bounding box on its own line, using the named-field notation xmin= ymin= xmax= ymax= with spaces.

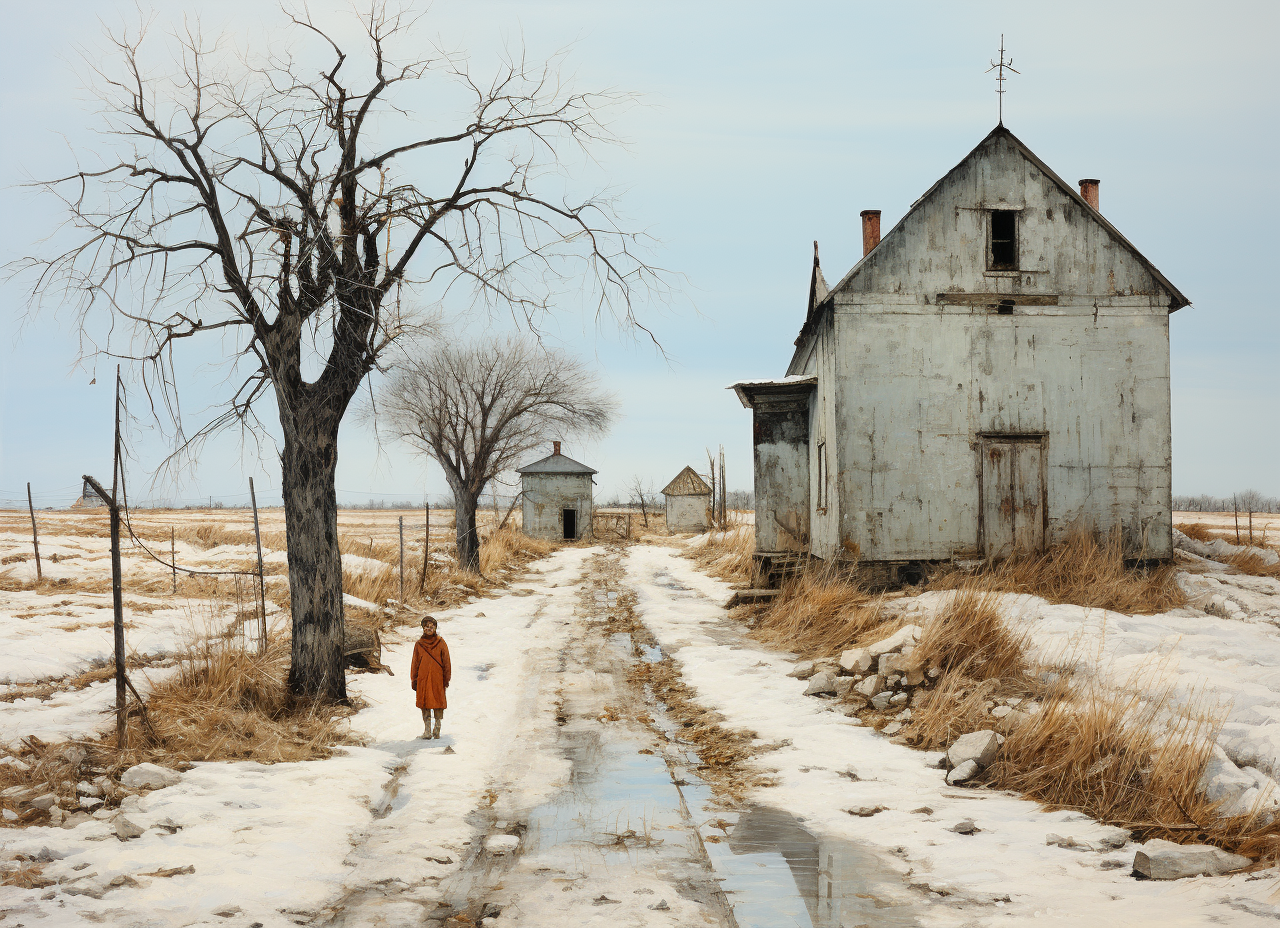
xmin=249 ymin=478 xmax=268 ymax=654
xmin=398 ymin=516 xmax=405 ymax=604
xmin=171 ymin=527 xmax=177 ymax=595
xmin=26 ymin=482 xmax=42 ymax=581
xmin=419 ymin=501 xmax=430 ymax=595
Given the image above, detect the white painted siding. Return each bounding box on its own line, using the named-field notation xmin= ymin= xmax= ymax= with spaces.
xmin=665 ymin=494 xmax=709 ymax=532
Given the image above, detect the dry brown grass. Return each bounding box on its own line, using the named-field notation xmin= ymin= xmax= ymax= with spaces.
xmin=929 ymin=529 xmax=1185 ymax=615
xmin=1226 ymin=552 xmax=1280 ymax=579
xmin=479 ymin=525 xmax=556 ymax=576
xmin=1176 ymin=522 xmax=1218 ymax=543
xmin=112 ymin=633 xmax=358 ymax=767
xmin=913 ymin=586 xmax=1029 ymax=682
xmin=750 ymin=563 xmax=894 ymax=658
xmin=688 ymin=527 xmax=757 ymax=586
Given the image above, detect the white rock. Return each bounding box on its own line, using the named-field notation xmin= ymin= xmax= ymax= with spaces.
xmin=1132 ymin=839 xmax=1251 ymax=879
xmin=1 ymin=809 xmax=17 ymax=822
xmin=803 ymin=671 xmax=838 ymax=696
xmin=1199 ymin=746 xmax=1260 ymax=815
xmin=114 ymin=816 xmax=145 ymax=840
xmin=77 ymin=781 xmax=102 ymax=798
xmin=838 ymin=648 xmax=874 ymax=674
xmin=889 ymin=692 xmax=909 ymax=705
xmin=485 ymin=834 xmax=520 ymax=855
xmin=946 ymin=760 xmax=980 ymax=785
xmin=833 ymin=677 xmax=856 ymax=698
xmin=787 ymin=661 xmax=817 ymax=680
xmin=865 ymin=625 xmax=923 ymax=659
xmin=871 ymin=692 xmax=892 ymax=710
xmin=882 ymin=721 xmax=903 ymax=736
xmin=78 ymin=796 xmax=103 ymax=810
xmin=855 ymin=675 xmax=884 ymax=698
xmin=0 ymin=786 xmax=32 ymax=801
xmin=120 ymin=763 xmax=181 ymax=790
xmin=0 ymin=757 xmax=30 ymax=773
xmin=946 ymin=730 xmax=1001 ymax=770
xmin=29 ymin=793 xmax=57 ymax=811
xmin=991 ymin=705 xmax=1012 ymax=718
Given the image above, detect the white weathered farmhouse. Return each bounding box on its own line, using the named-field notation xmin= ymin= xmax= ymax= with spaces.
xmin=517 ymin=442 xmax=595 ymax=541
xmin=733 ymin=125 xmax=1189 ymax=584
xmin=662 ymin=466 xmax=713 ymax=532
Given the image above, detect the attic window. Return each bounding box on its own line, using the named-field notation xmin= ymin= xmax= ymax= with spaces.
xmin=989 ymin=210 xmax=1018 ymax=270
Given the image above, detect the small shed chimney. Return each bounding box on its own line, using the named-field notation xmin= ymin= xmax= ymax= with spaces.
xmin=860 ymin=210 xmax=881 ymax=256
xmin=553 ymin=441 xmax=561 ymax=456
xmin=1078 ymin=178 xmax=1100 ymax=211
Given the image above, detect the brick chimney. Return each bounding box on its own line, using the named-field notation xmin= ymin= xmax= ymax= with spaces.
xmin=860 ymin=210 xmax=881 ymax=256
xmin=1078 ymin=178 xmax=1100 ymax=211
xmin=553 ymin=441 xmax=561 ymax=456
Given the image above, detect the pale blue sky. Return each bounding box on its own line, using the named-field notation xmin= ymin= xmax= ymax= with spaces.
xmin=2 ymin=1 xmax=1276 ymax=508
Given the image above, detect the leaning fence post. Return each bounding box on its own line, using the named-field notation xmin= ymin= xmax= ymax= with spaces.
xmin=398 ymin=515 xmax=405 ymax=604
xmin=419 ymin=500 xmax=430 ymax=595
xmin=170 ymin=527 xmax=177 ymax=594
xmin=26 ymin=482 xmax=42 ymax=581
xmin=249 ymin=478 xmax=268 ymax=654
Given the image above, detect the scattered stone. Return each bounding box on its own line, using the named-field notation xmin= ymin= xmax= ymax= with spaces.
xmin=803 ymin=671 xmax=838 ymax=696
xmin=78 ymin=796 xmax=103 ymax=810
xmin=882 ymin=721 xmax=904 ymax=736
xmin=212 ymin=904 xmax=242 ymax=917
xmin=120 ymin=763 xmax=181 ymax=791
xmin=1 ymin=809 xmax=17 ymax=822
xmin=787 ymin=661 xmax=818 ymax=680
xmin=443 ymin=746 xmax=455 ymax=754
xmin=484 ymin=834 xmax=520 ymax=855
xmin=946 ymin=760 xmax=981 ymax=785
xmin=896 ymin=708 xmax=912 ymax=721
xmin=114 ymin=816 xmax=145 ymax=840
xmin=991 ymin=705 xmax=1012 ymax=718
xmin=1006 ymin=697 xmax=1023 ymax=707
xmin=949 ymin=819 xmax=980 ymax=835
xmin=946 ymin=730 xmax=1000 ymax=770
xmin=92 ymin=808 xmax=114 ymax=820
xmin=838 ymin=766 xmax=860 ymax=781
xmin=77 ymin=781 xmax=102 ymax=798
xmin=592 ymin=895 xmax=620 ymax=905
xmin=1100 ymin=859 xmax=1127 ymax=870
xmin=29 ymin=793 xmax=58 ymax=811
xmin=911 ymin=806 xmax=934 ymax=815
xmin=1132 ymin=839 xmax=1251 ymax=880
xmin=1046 ymin=834 xmax=1094 ymax=851
xmin=927 ymin=666 xmax=941 ymax=679
xmin=152 ymin=817 xmax=182 ymax=834
xmin=833 ymin=677 xmax=856 ymax=698
xmin=839 ymin=648 xmax=874 ymax=674
xmin=847 ymin=805 xmax=888 ymax=817
xmin=0 ymin=757 xmax=31 ymax=773
xmin=865 ymin=625 xmax=923 ymax=659
xmin=647 ymin=900 xmax=670 ymax=911
xmin=480 ymin=903 xmax=503 ymax=919
xmin=1 ymin=786 xmax=33 ymax=802
xmin=855 ymin=674 xmax=884 ymax=698
xmin=1098 ymin=829 xmax=1130 ymax=850
xmin=890 ymin=692 xmax=909 ymax=705
xmin=62 ymin=811 xmax=92 ymax=828
xmin=58 ymin=745 xmax=88 ymax=767
xmin=139 ymin=865 xmax=196 ymax=878
xmin=64 ymin=879 xmax=109 ymax=899
xmin=47 ymin=808 xmax=65 ymax=826
xmin=995 ymin=709 xmax=1032 ymax=733
xmin=904 ymin=667 xmax=925 ymax=686
xmin=871 ymin=692 xmax=892 ymax=711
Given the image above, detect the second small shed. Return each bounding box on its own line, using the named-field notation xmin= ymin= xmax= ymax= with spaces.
xmin=662 ymin=466 xmax=712 ymax=533
xmin=517 ymin=441 xmax=596 ymax=541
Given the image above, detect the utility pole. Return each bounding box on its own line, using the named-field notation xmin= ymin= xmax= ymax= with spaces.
xmin=26 ymin=483 xmax=42 ymax=581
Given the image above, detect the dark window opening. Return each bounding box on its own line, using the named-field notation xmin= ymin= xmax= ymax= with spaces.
xmin=990 ymin=209 xmax=1017 ymax=270
xmin=996 ymin=300 xmax=1015 ymax=315
xmin=562 ymin=508 xmax=577 ymax=540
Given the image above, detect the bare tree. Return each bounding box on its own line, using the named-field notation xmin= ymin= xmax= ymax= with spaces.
xmin=378 ymin=335 xmax=616 ymax=571
xmin=17 ymin=8 xmax=662 ymax=700
xmin=627 ymin=474 xmax=654 ymax=527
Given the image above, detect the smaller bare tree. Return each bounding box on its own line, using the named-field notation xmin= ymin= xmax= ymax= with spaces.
xmin=380 ymin=336 xmax=616 ymax=571
xmin=627 ymin=474 xmax=654 ymax=527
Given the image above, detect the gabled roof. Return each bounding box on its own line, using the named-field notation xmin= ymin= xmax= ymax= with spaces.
xmin=662 ymin=465 xmax=712 ymax=497
xmin=792 ymin=124 xmax=1190 ymax=354
xmin=807 ymin=240 xmax=829 ymax=316
xmin=729 ymin=374 xmax=817 ymax=408
xmin=516 ymin=452 xmax=597 ymax=476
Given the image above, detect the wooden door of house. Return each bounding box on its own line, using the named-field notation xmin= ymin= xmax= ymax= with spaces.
xmin=980 ymin=436 xmax=1046 ymax=559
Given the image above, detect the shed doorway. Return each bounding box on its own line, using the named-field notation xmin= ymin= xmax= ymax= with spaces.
xmin=979 ymin=435 xmax=1046 ymax=559
xmin=562 ymin=509 xmax=578 ymax=540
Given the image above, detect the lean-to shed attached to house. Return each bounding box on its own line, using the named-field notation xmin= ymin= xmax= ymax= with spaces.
xmin=733 ymin=124 xmax=1189 ymax=586
xmin=517 ymin=442 xmax=596 ymax=541
xmin=661 ymin=466 xmax=712 ymax=532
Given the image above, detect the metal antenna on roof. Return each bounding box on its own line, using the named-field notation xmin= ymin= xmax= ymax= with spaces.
xmin=986 ymin=35 xmax=1019 ymax=125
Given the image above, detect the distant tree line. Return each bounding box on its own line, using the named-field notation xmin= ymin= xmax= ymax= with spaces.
xmin=1174 ymin=491 xmax=1279 ymax=513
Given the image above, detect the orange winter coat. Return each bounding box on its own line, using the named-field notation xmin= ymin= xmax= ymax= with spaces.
xmin=410 ymin=634 xmax=451 ymax=710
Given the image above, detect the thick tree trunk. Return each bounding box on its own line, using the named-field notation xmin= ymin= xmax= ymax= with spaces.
xmin=282 ymin=422 xmax=347 ymax=702
xmin=455 ymin=492 xmax=481 ymax=573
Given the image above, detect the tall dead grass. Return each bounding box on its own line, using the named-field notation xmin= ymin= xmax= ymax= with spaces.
xmin=688 ymin=527 xmax=757 ymax=586
xmin=929 ymin=529 xmax=1184 ymax=614
xmin=114 ymin=633 xmax=357 ymax=766
xmin=750 ymin=564 xmax=894 ymax=658
xmin=912 ymin=587 xmax=1029 ymax=682
xmin=479 ymin=525 xmax=556 ymax=576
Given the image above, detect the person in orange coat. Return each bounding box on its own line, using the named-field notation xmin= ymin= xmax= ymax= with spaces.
xmin=410 ymin=616 xmax=451 ymax=739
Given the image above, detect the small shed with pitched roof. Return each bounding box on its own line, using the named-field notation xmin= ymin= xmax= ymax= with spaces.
xmin=517 ymin=441 xmax=596 ymax=540
xmin=662 ymin=466 xmax=712 ymax=533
